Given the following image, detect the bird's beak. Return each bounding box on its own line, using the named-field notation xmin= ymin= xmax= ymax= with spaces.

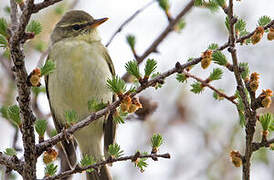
xmin=89 ymin=18 xmax=109 ymax=28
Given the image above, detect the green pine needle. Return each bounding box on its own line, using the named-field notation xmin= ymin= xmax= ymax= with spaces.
xmin=50 ymin=129 xmax=57 ymax=137
xmin=134 ymin=151 xmax=148 ymax=172
xmin=176 ymin=73 xmax=187 ymax=83
xmin=32 ymin=86 xmax=46 ymax=97
xmin=239 ymin=62 xmax=250 ymax=79
xmin=0 ymin=18 xmax=8 ymax=37
xmin=113 ymin=114 xmax=125 ymax=124
xmin=126 ymin=34 xmax=136 ymax=50
xmin=35 ymin=119 xmax=47 ymax=137
xmin=35 ymin=41 xmax=47 ymax=52
xmin=27 ymin=20 xmax=42 ymax=35
xmin=259 ymin=113 xmax=273 ymax=131
xmin=151 ymin=134 xmax=163 ymax=149
xmin=151 ymin=72 xmax=161 ymax=79
xmin=128 ymin=86 xmax=137 ymax=93
xmin=108 ymin=143 xmax=124 ymax=158
xmin=269 ymin=121 xmax=274 ymax=131
xmin=4 ymin=6 xmax=11 ymax=14
xmin=144 ymin=59 xmax=157 ymax=78
xmin=208 ymin=43 xmax=219 ymax=50
xmin=225 ymin=16 xmax=230 ymax=31
xmin=55 ymin=5 xmax=65 ymax=15
xmin=239 ymin=30 xmax=251 ymax=44
xmin=209 ymin=68 xmax=223 ymax=81
xmin=0 ymin=34 xmax=8 ymax=48
xmin=3 ymin=49 xmax=10 ymax=59
xmin=125 ymin=60 xmax=141 ymax=79
xmin=235 ymin=18 xmax=246 ymax=33
xmin=106 ymin=75 xmax=127 ymax=94
xmin=4 ymin=148 xmax=17 ymax=156
xmin=7 ymin=105 xmax=21 ymax=126
xmin=157 ymin=0 xmax=170 ymax=11
xmin=15 ymin=0 xmax=23 ymax=4
xmin=205 ymin=1 xmax=219 ymax=12
xmin=215 ymin=0 xmax=226 ymax=7
xmin=88 ymin=98 xmax=107 ymax=112
xmin=41 ymin=60 xmax=56 ymax=76
xmin=65 ymin=110 xmax=78 ymax=125
xmin=45 ymin=163 xmax=58 ymax=177
xmin=190 ymin=82 xmax=204 ymax=94
xmin=258 ymin=16 xmax=271 ymax=27
xmin=0 ymin=106 xmax=9 ymax=119
xmin=194 ymin=0 xmax=203 ymax=6
xmin=238 ymin=110 xmax=246 ymax=127
xmin=151 ymin=72 xmax=163 ymax=89
xmin=176 ymin=19 xmax=186 ymax=32
xmin=113 ymin=109 xmax=127 ymax=124
xmin=212 ymin=51 xmax=227 ymax=66
xmin=213 ymin=89 xmax=225 ymax=101
xmin=80 ymin=154 xmax=96 ymax=172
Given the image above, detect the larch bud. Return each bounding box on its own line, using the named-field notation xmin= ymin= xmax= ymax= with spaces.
xmin=267 ymin=27 xmax=274 ymax=41
xmin=43 ymin=149 xmax=58 ymax=164
xmin=251 ymin=26 xmax=264 ymax=44
xmin=201 ymin=50 xmax=212 ymax=69
xmin=230 ymin=151 xmax=242 ymax=167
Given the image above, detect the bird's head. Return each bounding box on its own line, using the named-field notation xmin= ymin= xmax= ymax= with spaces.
xmin=51 ymin=10 xmax=108 ymax=44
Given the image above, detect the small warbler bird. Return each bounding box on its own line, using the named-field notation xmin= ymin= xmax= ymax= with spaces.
xmin=45 ymin=10 xmax=116 ymax=180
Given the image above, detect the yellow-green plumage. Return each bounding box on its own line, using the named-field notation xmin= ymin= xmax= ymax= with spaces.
xmin=46 ymin=10 xmax=115 ymax=180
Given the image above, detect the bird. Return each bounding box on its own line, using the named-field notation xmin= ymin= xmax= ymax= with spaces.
xmin=45 ymin=10 xmax=116 ymax=180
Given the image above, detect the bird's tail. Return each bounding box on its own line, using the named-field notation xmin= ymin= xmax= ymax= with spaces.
xmin=86 ymin=165 xmax=112 ymax=180
xmin=75 ymin=119 xmax=112 ymax=180
xmin=60 ymin=139 xmax=77 ymax=169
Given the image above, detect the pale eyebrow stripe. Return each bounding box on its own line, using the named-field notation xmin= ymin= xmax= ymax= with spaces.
xmin=59 ymin=21 xmax=90 ymax=28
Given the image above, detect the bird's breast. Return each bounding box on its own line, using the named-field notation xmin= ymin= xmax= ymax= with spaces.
xmin=48 ymin=40 xmax=112 ymax=124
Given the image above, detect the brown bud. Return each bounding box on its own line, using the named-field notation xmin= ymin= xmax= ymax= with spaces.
xmin=43 ymin=149 xmax=58 ymax=164
xmin=30 ymin=74 xmax=41 ymax=87
xmin=262 ymin=130 xmax=269 ymax=137
xmin=267 ymin=29 xmax=274 ymax=40
xmin=251 ymin=26 xmax=264 ymax=44
xmin=249 ymin=80 xmax=259 ymax=92
xmin=201 ymin=50 xmax=212 ymax=69
xmin=120 ymin=103 xmax=129 ymax=112
xmin=260 ymin=89 xmax=273 ymax=98
xmin=33 ymin=68 xmax=41 ymax=76
xmin=120 ymin=95 xmax=132 ymax=112
xmin=230 ymin=151 xmax=242 ymax=167
xmin=201 ymin=57 xmax=211 ymax=69
xmin=262 ymin=96 xmax=272 ymax=108
xmin=250 ymin=72 xmax=259 ymax=81
xmin=128 ymin=97 xmax=142 ymax=113
xmin=128 ymin=104 xmax=138 ymax=113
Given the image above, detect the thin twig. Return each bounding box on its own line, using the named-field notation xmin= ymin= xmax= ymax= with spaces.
xmin=226 ymin=1 xmax=256 ymax=180
xmin=252 ymin=138 xmax=274 ymax=152
xmin=44 ymin=152 xmax=170 ymax=180
xmin=9 ymin=0 xmax=18 ymax=33
xmin=106 ymin=0 xmax=155 ymax=47
xmin=183 ymin=71 xmax=237 ymax=104
xmin=122 ymin=0 xmax=195 ymax=81
xmin=0 ymin=152 xmax=24 ymax=175
xmin=32 ymin=0 xmax=64 ymax=13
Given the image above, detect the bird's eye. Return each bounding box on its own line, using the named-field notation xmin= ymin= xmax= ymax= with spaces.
xmin=72 ymin=24 xmax=81 ymax=31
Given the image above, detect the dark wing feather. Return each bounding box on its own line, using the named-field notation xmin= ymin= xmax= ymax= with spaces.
xmin=102 ymin=49 xmax=117 ymax=159
xmin=45 ymin=57 xmax=77 ymax=169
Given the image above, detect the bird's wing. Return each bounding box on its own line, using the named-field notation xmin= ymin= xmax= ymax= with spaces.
xmin=102 ymin=48 xmax=117 ymax=159
xmin=45 ymin=57 xmax=77 ymax=169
